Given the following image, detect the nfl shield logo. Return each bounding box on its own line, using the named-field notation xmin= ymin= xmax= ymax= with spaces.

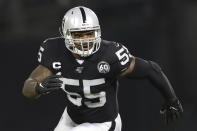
xmin=75 ymin=67 xmax=84 ymax=73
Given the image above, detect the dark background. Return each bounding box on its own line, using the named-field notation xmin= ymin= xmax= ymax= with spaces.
xmin=1 ymin=0 xmax=197 ymax=131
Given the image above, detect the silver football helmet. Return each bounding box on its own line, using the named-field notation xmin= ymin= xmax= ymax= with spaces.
xmin=61 ymin=6 xmax=101 ymax=57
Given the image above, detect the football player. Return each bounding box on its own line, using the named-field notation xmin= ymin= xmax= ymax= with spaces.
xmin=22 ymin=6 xmax=183 ymax=131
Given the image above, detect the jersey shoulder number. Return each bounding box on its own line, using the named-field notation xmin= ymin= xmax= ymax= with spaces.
xmin=37 ymin=38 xmax=62 ymax=73
xmin=108 ymin=42 xmax=133 ymax=75
xmin=114 ymin=43 xmax=132 ymax=65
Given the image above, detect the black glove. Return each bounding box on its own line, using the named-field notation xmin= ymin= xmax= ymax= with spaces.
xmin=35 ymin=75 xmax=63 ymax=95
xmin=160 ymin=98 xmax=183 ymax=124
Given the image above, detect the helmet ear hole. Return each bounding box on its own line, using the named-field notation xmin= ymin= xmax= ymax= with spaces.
xmin=61 ymin=6 xmax=101 ymax=57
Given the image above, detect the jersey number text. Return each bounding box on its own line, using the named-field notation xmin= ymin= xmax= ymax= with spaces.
xmin=115 ymin=45 xmax=132 ymax=65
xmin=60 ymin=78 xmax=106 ymax=108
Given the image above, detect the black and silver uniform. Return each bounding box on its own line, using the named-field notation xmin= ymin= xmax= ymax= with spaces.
xmin=37 ymin=37 xmax=133 ymax=124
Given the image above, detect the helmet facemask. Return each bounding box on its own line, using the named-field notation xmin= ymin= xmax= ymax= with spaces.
xmin=63 ymin=29 xmax=101 ymax=57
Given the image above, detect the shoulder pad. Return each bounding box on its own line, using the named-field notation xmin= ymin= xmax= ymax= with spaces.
xmin=101 ymin=40 xmax=133 ymax=75
xmin=38 ymin=37 xmax=64 ymax=73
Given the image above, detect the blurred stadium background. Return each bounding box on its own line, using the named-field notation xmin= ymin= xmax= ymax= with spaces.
xmin=1 ymin=0 xmax=197 ymax=131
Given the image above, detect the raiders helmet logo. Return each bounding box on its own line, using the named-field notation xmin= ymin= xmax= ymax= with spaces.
xmin=97 ymin=61 xmax=110 ymax=73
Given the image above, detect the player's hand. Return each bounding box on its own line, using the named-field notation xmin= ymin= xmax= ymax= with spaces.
xmin=160 ymin=98 xmax=183 ymax=124
xmin=35 ymin=75 xmax=63 ymax=95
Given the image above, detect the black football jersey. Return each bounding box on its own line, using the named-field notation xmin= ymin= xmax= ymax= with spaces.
xmin=37 ymin=37 xmax=133 ymax=124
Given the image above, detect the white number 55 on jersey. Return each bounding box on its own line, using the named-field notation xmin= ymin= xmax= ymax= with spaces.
xmin=59 ymin=78 xmax=106 ymax=108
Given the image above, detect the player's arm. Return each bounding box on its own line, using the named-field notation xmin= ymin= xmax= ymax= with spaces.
xmin=22 ymin=65 xmax=52 ymax=99
xmin=119 ymin=57 xmax=183 ymax=124
xmin=22 ymin=65 xmax=63 ymax=99
xmin=118 ymin=56 xmax=135 ymax=78
xmin=120 ymin=57 xmax=177 ymax=101
xmin=22 ymin=39 xmax=64 ymax=99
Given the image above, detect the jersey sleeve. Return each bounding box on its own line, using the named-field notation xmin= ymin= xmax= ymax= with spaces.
xmin=109 ymin=42 xmax=133 ymax=75
xmin=37 ymin=39 xmax=55 ymax=72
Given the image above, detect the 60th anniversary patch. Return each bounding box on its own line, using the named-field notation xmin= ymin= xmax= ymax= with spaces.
xmin=97 ymin=61 xmax=110 ymax=73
